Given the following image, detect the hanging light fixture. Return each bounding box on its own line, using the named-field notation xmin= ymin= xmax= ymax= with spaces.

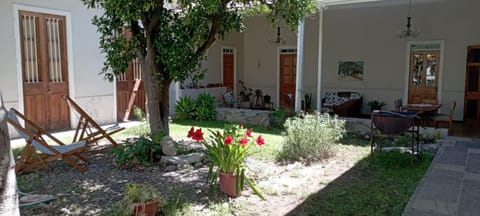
xmin=269 ymin=27 xmax=286 ymax=45
xmin=396 ymin=0 xmax=419 ymax=38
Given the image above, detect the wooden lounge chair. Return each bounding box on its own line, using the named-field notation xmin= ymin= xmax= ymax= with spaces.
xmin=7 ymin=108 xmax=88 ymax=173
xmin=61 ymin=95 xmax=124 ymax=146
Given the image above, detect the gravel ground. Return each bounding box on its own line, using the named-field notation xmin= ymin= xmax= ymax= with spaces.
xmin=18 ymin=138 xmax=371 ymax=216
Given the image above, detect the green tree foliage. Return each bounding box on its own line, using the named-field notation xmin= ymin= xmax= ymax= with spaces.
xmin=82 ymin=0 xmax=316 ymax=136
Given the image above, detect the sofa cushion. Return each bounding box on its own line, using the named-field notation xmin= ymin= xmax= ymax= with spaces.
xmin=334 ymin=97 xmax=348 ymax=105
xmin=350 ymin=92 xmax=361 ymax=100
xmin=325 ymin=92 xmax=337 ymax=104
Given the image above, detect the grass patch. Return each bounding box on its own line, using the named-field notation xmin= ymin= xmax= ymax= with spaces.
xmin=171 ymin=120 xmax=284 ymax=160
xmin=288 ymin=150 xmax=433 ymax=216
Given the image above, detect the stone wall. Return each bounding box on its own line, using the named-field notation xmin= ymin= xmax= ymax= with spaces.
xmin=216 ymin=108 xmax=273 ymax=127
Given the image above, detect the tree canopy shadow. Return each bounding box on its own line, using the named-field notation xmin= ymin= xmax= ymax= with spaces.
xmin=285 ymin=151 xmax=432 ymax=216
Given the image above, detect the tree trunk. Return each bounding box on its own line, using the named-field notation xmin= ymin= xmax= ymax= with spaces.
xmin=0 ymin=94 xmax=20 ymax=215
xmin=142 ymin=38 xmax=171 ymax=136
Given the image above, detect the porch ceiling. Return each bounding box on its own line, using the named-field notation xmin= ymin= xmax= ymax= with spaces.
xmin=317 ymin=0 xmax=452 ymax=8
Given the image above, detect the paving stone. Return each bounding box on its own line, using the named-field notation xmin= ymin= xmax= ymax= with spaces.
xmin=437 ymin=146 xmax=467 ymax=166
xmin=405 ymin=139 xmax=480 ymax=216
xmin=462 ymin=141 xmax=480 ymax=149
xmin=416 ymin=169 xmax=463 ymax=203
xmin=408 ymin=198 xmax=457 ymax=215
xmin=403 ymin=206 xmax=452 ymax=216
xmin=458 ymin=179 xmax=480 ymax=216
xmin=466 ymin=153 xmax=480 ymax=174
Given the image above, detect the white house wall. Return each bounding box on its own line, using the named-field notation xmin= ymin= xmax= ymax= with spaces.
xmin=243 ymin=16 xmax=297 ymax=105
xmin=321 ymin=0 xmax=480 ymax=119
xmin=0 ymin=0 xmax=116 ymax=136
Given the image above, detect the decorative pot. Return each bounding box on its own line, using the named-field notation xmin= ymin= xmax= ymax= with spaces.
xmin=218 ymin=172 xmax=239 ymax=197
xmin=132 ymin=200 xmax=158 ymax=216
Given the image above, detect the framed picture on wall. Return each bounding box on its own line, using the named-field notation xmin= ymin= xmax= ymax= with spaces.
xmin=338 ymin=61 xmax=364 ymax=81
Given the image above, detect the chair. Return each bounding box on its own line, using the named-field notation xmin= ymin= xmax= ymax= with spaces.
xmin=432 ymin=100 xmax=456 ymax=136
xmin=61 ymin=95 xmax=124 ymax=146
xmin=370 ymin=111 xmax=420 ymax=162
xmin=6 ymin=108 xmax=88 ymax=173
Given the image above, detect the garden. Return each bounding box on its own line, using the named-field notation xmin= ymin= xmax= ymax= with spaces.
xmin=15 ymin=109 xmax=433 ymax=216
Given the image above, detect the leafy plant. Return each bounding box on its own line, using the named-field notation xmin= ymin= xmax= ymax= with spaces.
xmin=132 ymin=105 xmax=146 ymax=122
xmin=303 ymin=91 xmax=313 ymax=111
xmin=195 ymin=93 xmax=217 ymax=121
xmin=175 ymin=96 xmax=196 ymax=120
xmin=189 ymin=124 xmax=265 ymax=199
xmin=279 ymin=112 xmax=346 ymax=161
xmin=103 ymin=183 xmax=164 ymax=216
xmin=272 ymin=107 xmax=297 ymax=129
xmin=368 ymin=99 xmax=386 ymax=111
xmin=112 ymin=132 xmax=164 ymax=166
xmin=238 ymin=80 xmax=253 ymax=102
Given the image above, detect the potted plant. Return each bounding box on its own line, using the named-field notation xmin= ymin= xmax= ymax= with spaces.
xmin=107 ymin=183 xmax=164 ymax=216
xmin=238 ymin=80 xmax=252 ymax=108
xmin=302 ymin=91 xmax=313 ymax=112
xmin=368 ymin=99 xmax=386 ymax=112
xmin=188 ymin=125 xmax=265 ymax=199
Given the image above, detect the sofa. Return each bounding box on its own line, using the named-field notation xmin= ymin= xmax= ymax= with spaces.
xmin=322 ymin=91 xmax=362 ymax=117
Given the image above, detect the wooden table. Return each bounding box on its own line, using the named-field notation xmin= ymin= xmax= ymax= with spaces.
xmin=402 ymin=104 xmax=442 ymax=126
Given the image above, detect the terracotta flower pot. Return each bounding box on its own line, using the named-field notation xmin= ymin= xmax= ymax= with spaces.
xmin=219 ymin=172 xmax=240 ymax=197
xmin=132 ymin=200 xmax=158 ymax=216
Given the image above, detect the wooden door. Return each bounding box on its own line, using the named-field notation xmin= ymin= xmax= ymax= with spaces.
xmin=464 ymin=45 xmax=480 ymax=125
xmin=19 ymin=10 xmax=70 ymax=131
xmin=279 ymin=52 xmax=297 ymax=109
xmin=116 ymin=58 xmax=146 ymax=121
xmin=408 ymin=50 xmax=440 ymax=104
xmin=223 ymin=48 xmax=234 ymax=91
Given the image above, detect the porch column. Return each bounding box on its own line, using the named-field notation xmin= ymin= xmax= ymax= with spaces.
xmin=295 ymin=21 xmax=305 ymax=112
xmin=316 ymin=8 xmax=324 ymax=111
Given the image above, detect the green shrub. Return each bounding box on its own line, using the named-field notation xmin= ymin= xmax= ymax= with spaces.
xmin=132 ymin=105 xmax=146 ymax=121
xmin=194 ymin=93 xmax=217 ymax=121
xmin=174 ymin=93 xmax=217 ymax=121
xmin=175 ymin=96 xmax=196 ymax=120
xmin=112 ymin=132 xmax=164 ymax=166
xmin=279 ymin=112 xmax=346 ymax=161
xmin=272 ymin=107 xmax=297 ymax=129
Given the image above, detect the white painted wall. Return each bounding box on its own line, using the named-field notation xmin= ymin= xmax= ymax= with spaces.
xmin=0 ymin=0 xmax=116 ymax=136
xmin=201 ymin=0 xmax=478 ymax=120
xmin=320 ymin=0 xmax=480 ymax=119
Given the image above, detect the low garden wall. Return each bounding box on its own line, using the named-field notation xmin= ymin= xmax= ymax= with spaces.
xmin=216 ymin=108 xmax=274 ymax=127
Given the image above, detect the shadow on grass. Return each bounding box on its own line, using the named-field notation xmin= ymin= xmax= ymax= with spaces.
xmin=286 ymin=151 xmax=433 ymax=216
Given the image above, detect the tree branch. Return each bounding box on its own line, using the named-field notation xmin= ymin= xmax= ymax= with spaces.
xmin=196 ymin=1 xmax=228 ymax=56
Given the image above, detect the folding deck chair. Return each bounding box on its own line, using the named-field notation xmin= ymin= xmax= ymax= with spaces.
xmin=7 ymin=108 xmax=88 ymax=173
xmin=61 ymin=95 xmax=124 ymax=146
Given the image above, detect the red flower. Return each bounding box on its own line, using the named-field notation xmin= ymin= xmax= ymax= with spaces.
xmin=224 ymin=135 xmax=233 ymax=145
xmin=256 ymin=135 xmax=265 ymax=146
xmin=192 ymin=128 xmax=204 ymax=142
xmin=187 ymin=127 xmax=195 ymax=138
xmin=239 ymin=137 xmax=248 ymax=145
xmin=246 ymin=129 xmax=253 ymax=137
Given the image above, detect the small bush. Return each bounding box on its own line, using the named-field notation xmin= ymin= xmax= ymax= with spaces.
xmin=174 ymin=93 xmax=217 ymax=121
xmin=278 ymin=112 xmax=346 ymax=161
xmin=271 ymin=107 xmax=297 ymax=129
xmin=175 ymin=96 xmax=196 ymax=120
xmin=133 ymin=105 xmax=147 ymax=121
xmin=112 ymin=132 xmax=164 ymax=166
xmin=195 ymin=93 xmax=217 ymax=120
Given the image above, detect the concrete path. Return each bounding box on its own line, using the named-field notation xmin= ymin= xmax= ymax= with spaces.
xmin=403 ymin=137 xmax=480 ymax=216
